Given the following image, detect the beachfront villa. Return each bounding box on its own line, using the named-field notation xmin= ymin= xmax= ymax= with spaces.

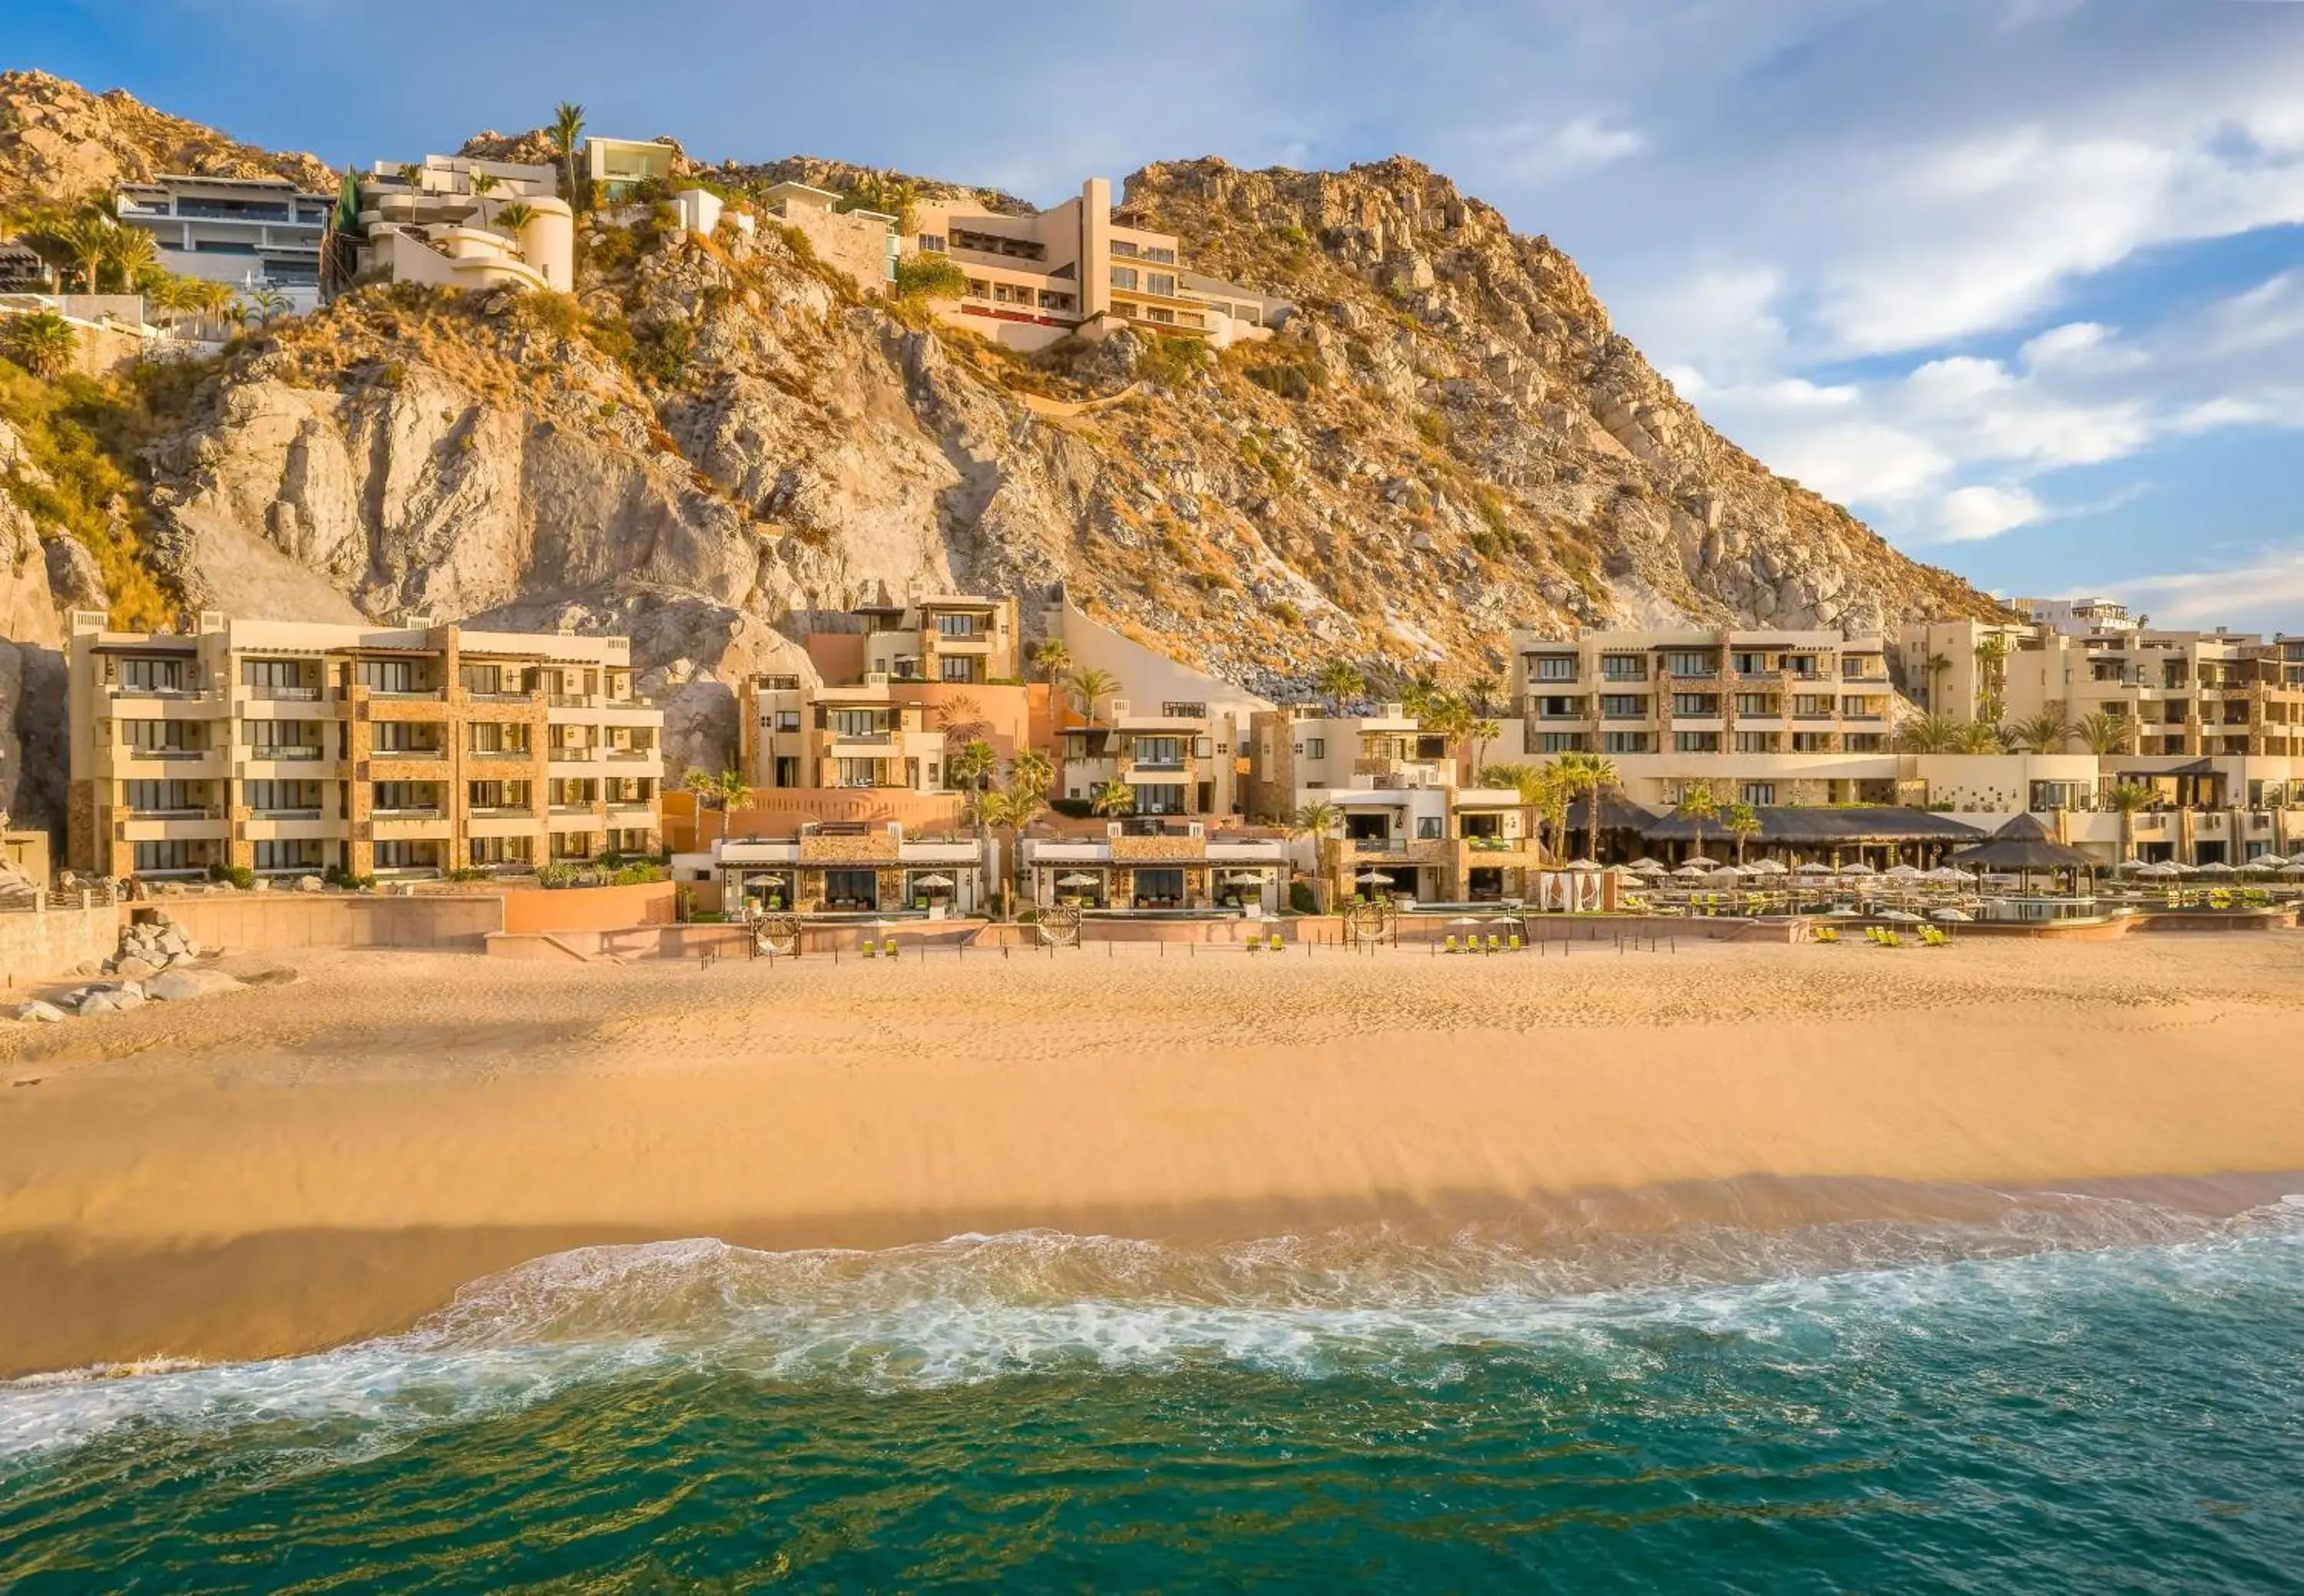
xmin=906 ymin=177 xmax=1289 ymax=352
xmin=339 ymin=154 xmax=575 ymax=296
xmin=686 ymin=820 xmax=992 ymax=917
xmin=113 ymin=173 xmax=333 ymax=310
xmin=65 ymin=612 xmax=662 ymax=884
xmin=758 ymin=183 xmax=899 ymax=293
xmin=1021 ymin=820 xmax=1288 ymax=913
xmin=585 ymin=136 xmax=679 ymax=200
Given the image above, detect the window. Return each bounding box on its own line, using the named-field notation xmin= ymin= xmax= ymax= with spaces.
xmin=834 ymin=758 xmax=885 ymax=788
xmin=370 ymin=721 xmax=439 ymax=753
xmin=242 ymin=658 xmax=311 ymax=697
xmin=1733 ymin=732 xmax=1778 ymax=753
xmin=1662 ymin=651 xmax=1717 ymax=678
xmin=1537 ymin=696 xmax=1584 ymax=719
xmin=356 ymin=659 xmax=419 ymax=693
xmin=1535 ymin=732 xmax=1587 ymax=753
xmin=1672 ymin=694 xmax=1720 ymax=717
xmin=1793 ymin=694 xmax=1836 ymax=719
xmin=1733 ymin=694 xmax=1777 ymax=716
xmin=124 ymin=720 xmax=199 ymax=753
xmin=372 ymin=782 xmax=433 ymax=813
xmin=124 ymin=780 xmax=196 ymax=813
xmin=1601 ymin=731 xmax=1650 ymax=753
xmin=247 ymin=780 xmax=320 ymax=813
xmin=1306 ymin=737 xmax=1326 ymax=760
xmin=468 ymin=835 xmax=531 ymax=866
xmin=1137 ymin=783 xmax=1186 ymax=815
xmin=1601 ymin=655 xmax=1647 ymax=681
xmin=469 ymin=722 xmax=529 ymax=753
xmin=1111 ymin=267 xmax=1139 ymax=291
xmin=830 ymin=709 xmax=886 ymax=738
xmin=467 ymin=781 xmax=523 ymax=811
xmin=1038 ymin=290 xmax=1075 ymax=312
xmin=1162 ymin=701 xmax=1207 ymax=720
xmin=1731 ymin=652 xmax=1770 ymax=675
xmin=1111 ymin=239 xmax=1139 ymax=258
xmin=1416 ymin=815 xmax=1445 ymax=839
xmin=1674 ymin=731 xmax=1720 ymax=753
xmin=938 ymin=656 xmax=977 ymax=683
xmin=774 ymin=710 xmax=801 ymax=733
xmin=916 ymin=234 xmax=946 ymax=253
xmin=1534 ymin=655 xmax=1578 ymax=681
xmin=1148 ymin=273 xmax=1176 ymax=296
xmin=119 ymin=655 xmax=194 ymax=693
xmin=1134 ymin=737 xmax=1185 ymax=769
xmin=1740 ymin=783 xmax=1776 ymax=806
xmin=133 ymin=840 xmax=200 ymax=873
xmin=372 ymin=840 xmax=438 ymax=870
xmin=253 ymin=839 xmax=325 ymax=872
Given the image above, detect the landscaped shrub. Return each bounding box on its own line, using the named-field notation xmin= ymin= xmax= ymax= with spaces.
xmin=893 ymin=255 xmax=967 ymax=300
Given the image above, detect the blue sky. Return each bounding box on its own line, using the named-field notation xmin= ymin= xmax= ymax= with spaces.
xmin=16 ymin=0 xmax=2304 ymax=626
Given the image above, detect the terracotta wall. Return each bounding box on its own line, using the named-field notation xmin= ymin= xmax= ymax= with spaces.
xmin=147 ymin=895 xmax=506 ymax=951
xmin=498 ymin=880 xmax=676 ymax=933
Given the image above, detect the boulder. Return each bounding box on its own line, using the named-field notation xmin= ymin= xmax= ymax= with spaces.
xmin=147 ymin=969 xmax=240 ymax=1002
xmin=75 ymin=991 xmax=121 ymax=1015
xmin=112 ymin=955 xmax=160 ymax=981
xmin=13 ymin=1000 xmax=67 ymax=1023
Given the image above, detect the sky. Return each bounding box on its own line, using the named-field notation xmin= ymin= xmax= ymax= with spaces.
xmin=15 ymin=0 xmax=2304 ymax=629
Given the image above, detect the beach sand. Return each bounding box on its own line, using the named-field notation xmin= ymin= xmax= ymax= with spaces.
xmin=6 ymin=932 xmax=2304 ymax=1376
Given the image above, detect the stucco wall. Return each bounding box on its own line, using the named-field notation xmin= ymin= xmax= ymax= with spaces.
xmin=0 ymin=900 xmax=119 ymax=983
xmin=498 ymin=880 xmax=675 ymax=933
xmin=151 ymin=894 xmax=506 ymax=951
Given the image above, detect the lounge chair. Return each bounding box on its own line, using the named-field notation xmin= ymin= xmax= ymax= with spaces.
xmin=861 ymin=940 xmax=878 ymax=959
xmin=1267 ymin=932 xmax=1283 ymax=952
xmin=1444 ymin=935 xmax=1459 ymax=955
xmin=883 ymin=939 xmax=899 ymax=957
xmin=1486 ymin=935 xmax=1501 ymax=954
xmin=1508 ymin=934 xmax=1523 ymax=951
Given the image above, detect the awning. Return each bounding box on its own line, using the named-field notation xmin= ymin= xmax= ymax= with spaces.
xmin=1639 ymin=806 xmax=1985 ymax=844
xmin=1945 ymin=813 xmax=2099 ymax=871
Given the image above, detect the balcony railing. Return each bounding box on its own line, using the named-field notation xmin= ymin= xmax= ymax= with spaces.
xmin=366 ymin=688 xmax=446 ymax=700
xmin=250 ymin=744 xmax=326 ymax=761
xmin=372 ymin=806 xmax=443 ymax=820
xmin=110 ymin=684 xmax=211 ymax=700
xmin=548 ymin=694 xmax=593 ymax=708
xmin=548 ymin=746 xmax=597 ymax=761
xmin=549 ymin=803 xmax=598 ymax=816
xmin=372 ymin=746 xmax=445 ymax=760
xmin=470 ymin=805 xmax=535 ymax=818
xmin=246 ymin=684 xmax=321 ymax=700
xmin=127 ymin=806 xmax=220 ymax=820
xmin=472 ymin=747 xmax=534 ymax=760
xmin=131 ymin=747 xmax=212 ymax=761
xmin=1350 ymin=836 xmax=1406 ymax=854
xmin=605 ymin=748 xmax=655 ymax=761
xmin=252 ymin=807 xmax=323 ymax=820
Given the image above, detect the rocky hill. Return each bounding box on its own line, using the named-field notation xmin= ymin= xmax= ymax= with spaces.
xmin=0 ymin=69 xmax=332 ymax=210
xmin=0 ymin=78 xmax=2005 ymax=831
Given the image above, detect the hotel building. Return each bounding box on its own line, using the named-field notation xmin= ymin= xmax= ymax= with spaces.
xmin=1248 ymin=705 xmax=1541 ymax=902
xmin=907 ymin=177 xmax=1287 ymax=353
xmin=67 ymin=613 xmax=663 ymax=882
xmin=1021 ymin=820 xmax=1289 ymax=914
xmin=1509 ymin=627 xmax=1900 ymax=806
xmin=740 ymin=592 xmax=1032 ymax=796
xmin=688 ymin=821 xmax=993 ymax=917
xmin=114 ymin=174 xmax=334 ymax=307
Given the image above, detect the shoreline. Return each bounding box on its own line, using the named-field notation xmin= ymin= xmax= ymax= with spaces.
xmin=8 ymin=937 xmax=2304 ymax=1375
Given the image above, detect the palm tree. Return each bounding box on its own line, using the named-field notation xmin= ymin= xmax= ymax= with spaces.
xmin=1471 ymin=717 xmax=1501 ymax=777
xmin=1972 ymin=634 xmax=2011 ymax=722
xmin=1724 ymin=799 xmax=1763 ymax=866
xmin=1673 ymin=784 xmax=1719 ymax=860
xmin=1530 ymin=766 xmax=1571 ymax=863
xmin=1091 ymin=778 xmax=1134 ymax=817
xmin=680 ymin=767 xmax=748 ymax=810
xmin=54 ymin=213 xmax=115 ymax=293
xmin=492 ymin=200 xmax=538 ymax=240
xmin=2 ymin=311 xmax=77 ymax=379
xmin=551 ymin=101 xmax=588 ymax=210
xmin=1007 ymin=746 xmax=1054 ymax=798
xmin=1399 ymin=669 xmax=1439 ymax=719
xmin=468 ymin=170 xmax=502 ymax=227
xmin=100 ymin=225 xmax=157 ymax=291
xmin=1557 ymin=751 xmax=1620 ymax=859
xmin=1064 ymin=667 xmax=1119 ymax=723
xmin=396 ymin=162 xmax=427 ymax=195
xmin=1466 ymin=675 xmax=1501 ymax=716
xmin=1922 ymin=651 xmax=1952 ymax=712
xmin=1289 ymin=798 xmax=1344 ymax=911
xmin=983 ymin=779 xmax=1048 ymax=916
xmin=2104 ymin=780 xmax=2153 ymax=860
xmin=243 ymin=286 xmax=290 ymax=326
xmin=946 ymin=737 xmax=998 ymax=796
xmin=1028 ymin=639 xmax=1071 ymax=682
xmin=1955 ymin=718 xmax=2004 ymax=754
xmin=2077 ymin=710 xmax=2130 ymax=756
xmin=2008 ymin=709 xmax=2074 ymax=753
xmin=1421 ymin=694 xmax=1475 ymax=774
xmin=1897 ymin=711 xmax=1961 ymax=753
xmin=1316 ymin=659 xmax=1366 ymax=715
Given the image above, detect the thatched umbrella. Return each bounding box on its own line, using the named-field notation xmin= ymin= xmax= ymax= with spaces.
xmin=1945 ymin=813 xmax=2100 ymax=899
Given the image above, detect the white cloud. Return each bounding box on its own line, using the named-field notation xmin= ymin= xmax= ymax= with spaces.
xmin=1473 ymin=114 xmax=1647 ymax=184
xmin=1932 ymin=484 xmax=2047 ymax=541
xmin=2104 ymin=550 xmax=2304 ymax=627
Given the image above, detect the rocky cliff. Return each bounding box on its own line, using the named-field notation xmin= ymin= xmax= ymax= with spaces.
xmin=0 ymin=69 xmax=332 ymax=210
xmin=0 ymin=79 xmax=2006 ymax=833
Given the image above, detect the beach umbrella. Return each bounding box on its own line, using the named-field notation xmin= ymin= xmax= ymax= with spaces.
xmin=1355 ymin=869 xmax=1392 ymax=884
xmin=1826 ymin=905 xmax=1864 ymax=916
xmin=1672 ymin=863 xmax=1710 ymax=878
xmin=2280 ymin=863 xmax=2304 ymax=878
xmin=1932 ymin=908 xmax=1973 ymax=922
xmin=1682 ymin=853 xmax=1720 ymax=869
xmin=1564 ymin=858 xmax=1603 ymax=872
xmin=1877 ymin=909 xmax=1921 ymax=922
xmin=1057 ymin=872 xmax=1098 ymax=887
xmin=1747 ymin=858 xmax=1787 ymax=875
xmin=2115 ymin=856 xmax=2148 ymax=872
xmin=2193 ymin=860 xmax=2236 ymax=876
xmin=1601 ymin=863 xmax=1639 ymax=875
xmin=1448 ymin=915 xmax=1488 ymax=925
xmin=1627 ymin=857 xmax=1669 ymax=874
xmin=1882 ymin=863 xmax=1923 ymax=879
xmin=1837 ymin=861 xmax=1876 ymax=876
xmin=913 ymin=873 xmax=954 ymax=888
xmin=1928 ymin=866 xmax=1966 ymax=882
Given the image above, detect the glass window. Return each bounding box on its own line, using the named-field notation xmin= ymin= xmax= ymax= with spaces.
xmin=1740 ymin=783 xmax=1776 ymax=805
xmin=1601 ymin=731 xmax=1649 ymax=753
xmin=1673 ymin=694 xmax=1720 ymax=717
xmin=1535 ymin=732 xmax=1586 ymax=753
xmin=831 ymin=709 xmax=884 ymax=738
xmin=1306 ymin=738 xmax=1325 ymax=760
xmin=119 ymin=656 xmax=192 ymax=692
xmin=1674 ymin=731 xmax=1720 ymax=753
xmin=356 ymin=659 xmax=418 ymax=693
xmin=1662 ymin=651 xmax=1717 ymax=677
xmin=1111 ymin=267 xmax=1139 ymax=290
xmin=1417 ymin=816 xmax=1444 ymax=839
xmin=1599 ymin=695 xmax=1646 ymax=718
xmin=775 ymin=710 xmax=801 ymax=733
xmin=1601 ymin=656 xmax=1647 ymax=680
xmin=1534 ymin=655 xmax=1577 ymax=681
xmin=125 ymin=720 xmax=197 ymax=752
xmin=1137 ymin=783 xmax=1186 ymax=815
xmin=938 ymin=656 xmax=976 ymax=683
xmin=1148 ymin=273 xmax=1176 ymax=296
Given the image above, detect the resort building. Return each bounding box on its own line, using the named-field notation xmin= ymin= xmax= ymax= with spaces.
xmin=114 ymin=173 xmax=333 ymax=308
xmin=585 ymin=137 xmax=680 ymax=200
xmin=1046 ymin=594 xmax=1266 ymax=817
xmin=65 ymin=612 xmax=662 ymax=883
xmin=685 ymin=821 xmax=991 ymax=917
xmin=740 ymin=591 xmax=1034 ymax=797
xmin=2009 ymin=595 xmax=2139 ymax=639
xmin=341 ymin=154 xmax=575 ymax=296
xmin=906 ymin=177 xmax=1288 ymax=353
xmin=1021 ymin=820 xmax=1288 ymax=913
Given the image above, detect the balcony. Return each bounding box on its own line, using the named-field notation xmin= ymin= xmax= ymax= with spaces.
xmin=106 ymin=684 xmax=218 ymax=704
xmin=548 ymin=694 xmax=594 ymax=709
xmin=248 ymin=744 xmax=326 ymax=762
xmin=604 ymin=747 xmax=656 ymax=761
xmin=471 ymin=747 xmax=535 ymax=761
xmin=366 ymin=688 xmax=446 ymax=701
xmin=468 ymin=805 xmax=535 ymax=819
xmin=372 ymin=806 xmax=443 ymax=820
xmin=1349 ymin=836 xmax=1406 ymax=855
xmin=549 ymin=803 xmax=599 ymax=816
xmin=250 ymin=807 xmax=323 ymax=820
xmin=371 ymin=745 xmax=445 ymax=760
xmin=244 ymin=684 xmax=322 ymax=702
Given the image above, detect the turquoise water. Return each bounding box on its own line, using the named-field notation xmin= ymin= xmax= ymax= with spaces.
xmin=7 ymin=1200 xmax=2304 ymax=1591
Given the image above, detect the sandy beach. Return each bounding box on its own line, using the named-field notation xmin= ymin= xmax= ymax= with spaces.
xmin=6 ymin=931 xmax=2304 ymax=1376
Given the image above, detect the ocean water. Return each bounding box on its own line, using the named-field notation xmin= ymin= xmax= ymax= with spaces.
xmin=7 ymin=1199 xmax=2304 ymax=1592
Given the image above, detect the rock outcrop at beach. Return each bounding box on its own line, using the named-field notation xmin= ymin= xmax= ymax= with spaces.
xmin=0 ymin=75 xmax=2009 ymax=833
